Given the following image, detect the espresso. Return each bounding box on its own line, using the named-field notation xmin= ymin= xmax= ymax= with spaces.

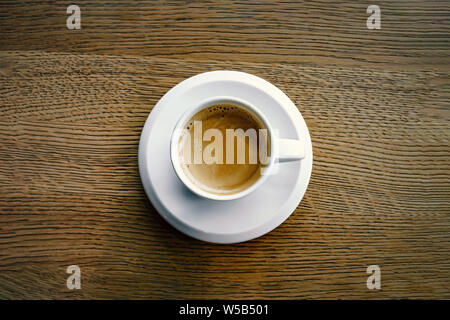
xmin=178 ymin=104 xmax=268 ymax=195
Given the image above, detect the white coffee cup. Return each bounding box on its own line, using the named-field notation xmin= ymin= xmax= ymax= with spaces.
xmin=170 ymin=96 xmax=305 ymax=201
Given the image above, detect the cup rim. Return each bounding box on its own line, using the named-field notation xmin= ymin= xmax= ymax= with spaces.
xmin=170 ymin=95 xmax=275 ymax=201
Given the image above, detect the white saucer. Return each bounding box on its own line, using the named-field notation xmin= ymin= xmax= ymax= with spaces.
xmin=138 ymin=71 xmax=313 ymax=244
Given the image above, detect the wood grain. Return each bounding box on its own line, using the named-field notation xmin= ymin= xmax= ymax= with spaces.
xmin=0 ymin=1 xmax=449 ymax=299
xmin=1 ymin=0 xmax=449 ymax=68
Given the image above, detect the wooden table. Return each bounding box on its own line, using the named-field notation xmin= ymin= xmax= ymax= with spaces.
xmin=0 ymin=1 xmax=449 ymax=299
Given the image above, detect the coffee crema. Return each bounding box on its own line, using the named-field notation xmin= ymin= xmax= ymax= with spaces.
xmin=178 ymin=104 xmax=269 ymax=196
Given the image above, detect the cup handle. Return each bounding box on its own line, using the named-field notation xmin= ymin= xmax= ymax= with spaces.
xmin=276 ymin=138 xmax=305 ymax=162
